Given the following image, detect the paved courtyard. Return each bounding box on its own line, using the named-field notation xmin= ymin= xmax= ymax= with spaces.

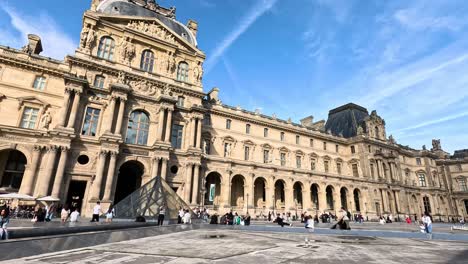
xmin=3 ymin=229 xmax=467 ymax=264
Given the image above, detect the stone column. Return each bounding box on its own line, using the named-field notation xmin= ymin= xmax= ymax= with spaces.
xmin=164 ymin=109 xmax=173 ymax=143
xmin=184 ymin=163 xmax=193 ymax=203
xmin=196 ymin=118 xmax=202 ymax=149
xmin=36 ymin=146 xmax=58 ymax=197
xmin=157 ymin=108 xmax=165 ymax=141
xmin=105 ymin=96 xmax=116 ymax=133
xmin=184 ymin=118 xmax=193 ymax=149
xmin=66 ymin=91 xmax=81 ymax=128
xmin=302 ymin=188 xmax=312 ymax=211
xmin=151 ymin=157 xmax=160 ymax=179
xmin=221 ymin=173 xmax=232 ymax=209
xmin=189 ymin=118 xmax=196 ymax=147
xmin=333 ymin=188 xmax=341 ymax=214
xmin=51 ymin=147 xmax=69 ymax=198
xmin=114 ymin=98 xmax=126 ymax=135
xmin=19 ymin=146 xmax=42 ymax=196
xmin=318 ymin=189 xmax=327 ymax=213
xmin=285 ymin=183 xmax=294 ymax=211
xmin=248 ymin=180 xmax=255 ymax=213
xmin=381 ymin=189 xmax=389 ymax=213
xmin=89 ymin=151 xmax=107 ymax=201
xmin=266 ymin=179 xmax=274 ymax=210
xmin=160 ymin=158 xmax=168 ymax=180
xmin=191 ymin=164 xmax=200 ymax=205
xmin=57 ymin=89 xmax=71 ymax=127
xmin=102 ymin=151 xmax=117 ymax=202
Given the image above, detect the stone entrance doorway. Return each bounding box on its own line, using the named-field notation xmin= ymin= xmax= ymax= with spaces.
xmin=114 ymin=161 xmax=144 ymax=204
xmin=204 ymin=172 xmax=221 ymax=207
xmin=0 ymin=149 xmax=27 ymax=191
xmin=66 ymin=180 xmax=87 ymax=212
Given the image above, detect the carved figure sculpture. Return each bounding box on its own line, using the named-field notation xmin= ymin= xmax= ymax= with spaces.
xmin=40 ymin=111 xmax=52 ymax=130
xmin=432 ymin=139 xmax=442 ymax=151
xmin=119 ymin=37 xmax=136 ymax=65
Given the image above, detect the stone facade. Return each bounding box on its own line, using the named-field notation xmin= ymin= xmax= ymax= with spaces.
xmin=0 ymin=0 xmax=466 ymax=219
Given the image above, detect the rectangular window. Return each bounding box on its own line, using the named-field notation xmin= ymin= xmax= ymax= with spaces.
xmin=33 ymin=76 xmax=46 ymax=90
xmin=20 ymin=107 xmax=39 ymax=129
xmin=280 ymin=132 xmax=285 ymax=141
xmin=370 ymin=164 xmax=375 ymax=178
xmin=368 ymin=145 xmax=371 ymax=153
xmin=335 ymin=145 xmax=339 ymax=153
xmin=351 ymin=146 xmax=356 ymax=154
xmin=203 ymin=113 xmax=211 ymax=126
xmin=323 ymin=142 xmax=327 ymax=151
xmin=459 ymin=178 xmax=467 ymax=191
xmin=177 ymin=96 xmax=184 ymax=107
xmin=263 ymin=150 xmax=269 ymax=164
xmin=93 ymin=75 xmax=105 ymax=89
xmin=246 ymin=124 xmax=251 ymax=134
xmin=244 ymin=146 xmax=250 ymax=161
xmin=311 ymin=160 xmax=316 ymax=171
xmin=264 ymin=128 xmax=269 ymax=137
xmin=226 ymin=119 xmax=231 ymax=130
xmin=81 ymin=107 xmax=101 ymax=136
xmin=171 ymin=124 xmax=184 ymax=149
xmin=280 ymin=153 xmax=286 ymax=166
xmin=310 ymin=139 xmax=314 ymax=147
xmin=418 ymin=174 xmax=427 ymax=187
xmin=324 ymin=160 xmax=329 ymax=173
xmin=296 ymin=135 xmax=300 ymax=145
xmin=352 ymin=164 xmax=359 ymax=177
xmin=296 ymin=156 xmax=301 ymax=169
xmin=416 ymin=158 xmax=422 ymax=165
xmin=337 ymin=163 xmax=342 ymax=174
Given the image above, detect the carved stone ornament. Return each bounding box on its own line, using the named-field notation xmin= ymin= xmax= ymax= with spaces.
xmin=119 ymin=36 xmax=136 ymax=65
xmin=127 ymin=21 xmax=176 ymax=45
xmin=117 ymin=71 xmax=127 ymax=85
xmin=130 ymin=79 xmax=158 ymax=96
xmin=80 ymin=24 xmax=96 ymax=51
xmin=162 ymin=84 xmax=171 ymax=95
xmin=39 ymin=111 xmax=52 ymax=130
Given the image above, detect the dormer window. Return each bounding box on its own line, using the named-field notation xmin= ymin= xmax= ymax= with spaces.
xmin=33 ymin=76 xmax=46 ymax=90
xmin=280 ymin=132 xmax=285 ymax=141
xmin=97 ymin=37 xmax=115 ymax=60
xmin=93 ymin=75 xmax=105 ymax=89
xmin=177 ymin=96 xmax=184 ymax=107
xmin=177 ymin=61 xmax=189 ymax=82
xmin=264 ymin=128 xmax=269 ymax=137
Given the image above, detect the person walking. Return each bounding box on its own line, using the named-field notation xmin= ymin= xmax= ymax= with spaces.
xmin=422 ymin=211 xmax=433 ymax=239
xmin=158 ymin=205 xmax=166 ymax=226
xmin=0 ymin=209 xmax=8 ymax=240
xmin=90 ymin=201 xmax=101 ymax=222
xmin=60 ymin=205 xmax=70 ymax=223
xmin=106 ymin=204 xmax=115 ymax=223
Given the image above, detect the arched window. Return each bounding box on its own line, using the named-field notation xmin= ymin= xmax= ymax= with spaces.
xmin=140 ymin=50 xmax=154 ymax=72
xmin=97 ymin=37 xmax=115 ymax=60
xmin=418 ymin=173 xmax=427 ymax=187
xmin=423 ymin=196 xmax=432 ymax=213
xmin=177 ymin=62 xmax=189 ymax=82
xmin=125 ymin=111 xmax=149 ymax=145
xmin=0 ymin=150 xmax=27 ymax=189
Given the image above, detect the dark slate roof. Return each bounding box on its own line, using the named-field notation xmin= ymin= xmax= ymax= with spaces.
xmin=324 ymin=103 xmax=369 ymax=138
xmin=97 ymin=0 xmax=197 ymax=46
xmin=452 ymin=149 xmax=468 ymax=159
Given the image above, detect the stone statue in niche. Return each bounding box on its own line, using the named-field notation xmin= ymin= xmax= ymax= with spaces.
xmin=432 ymin=139 xmax=441 ymax=151
xmin=357 ymin=125 xmax=364 ymax=135
xmin=117 ymin=71 xmax=127 ymax=85
xmin=193 ymin=62 xmax=203 ymax=83
xmin=40 ymin=111 xmax=52 ymax=130
xmin=162 ymin=84 xmax=171 ymax=95
xmin=80 ymin=24 xmax=96 ymax=51
xmin=168 ymin=55 xmax=176 ymax=74
xmin=119 ymin=36 xmax=136 ymax=65
xmin=422 ymin=145 xmax=427 ymax=151
xmin=388 ymin=134 xmax=396 ymax=144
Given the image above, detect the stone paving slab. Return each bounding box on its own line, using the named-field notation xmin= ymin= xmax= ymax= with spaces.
xmin=3 ymin=229 xmax=467 ymax=264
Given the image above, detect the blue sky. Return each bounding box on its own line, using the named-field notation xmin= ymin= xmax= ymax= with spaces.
xmin=1 ymin=0 xmax=467 ymax=153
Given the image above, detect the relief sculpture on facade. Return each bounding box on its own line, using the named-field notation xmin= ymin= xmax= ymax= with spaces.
xmin=119 ymin=36 xmax=136 ymax=66
xmin=80 ymin=24 xmax=96 ymax=52
xmin=127 ymin=21 xmax=176 ymax=45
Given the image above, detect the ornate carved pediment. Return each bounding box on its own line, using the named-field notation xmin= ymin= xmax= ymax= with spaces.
xmin=261 ymin=143 xmax=272 ymax=149
xmin=129 ymin=79 xmax=161 ymax=97
xmin=127 ymin=20 xmax=177 ymax=44
xmin=322 ymin=155 xmax=331 ymax=161
xmin=309 ymin=152 xmax=319 ymax=158
xmin=17 ymin=96 xmax=50 ymax=110
xmin=243 ymin=139 xmax=255 ymax=146
xmin=223 ymin=136 xmax=236 ymax=142
xmin=348 ymin=158 xmax=360 ymax=164
xmin=335 ymin=157 xmax=343 ymax=163
xmin=279 ymin=146 xmax=290 ymax=153
xmin=295 ymin=150 xmax=305 ymax=156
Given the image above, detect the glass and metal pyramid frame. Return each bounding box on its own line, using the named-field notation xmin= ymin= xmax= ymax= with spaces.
xmin=113 ymin=176 xmax=192 ymax=220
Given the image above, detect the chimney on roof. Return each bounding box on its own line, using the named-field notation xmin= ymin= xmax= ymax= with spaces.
xmin=22 ymin=34 xmax=43 ymax=55
xmin=187 ymin=20 xmax=198 ymax=38
xmin=300 ymin=115 xmax=314 ymax=128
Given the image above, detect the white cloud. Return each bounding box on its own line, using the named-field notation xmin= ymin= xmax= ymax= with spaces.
xmin=0 ymin=6 xmax=76 ymax=60
xmin=394 ymin=110 xmax=468 ymax=133
xmin=204 ymin=0 xmax=278 ymax=73
xmin=394 ymin=6 xmax=468 ymax=32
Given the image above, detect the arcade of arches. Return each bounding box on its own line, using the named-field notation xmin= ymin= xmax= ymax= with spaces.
xmin=197 ymin=171 xmax=456 ymax=219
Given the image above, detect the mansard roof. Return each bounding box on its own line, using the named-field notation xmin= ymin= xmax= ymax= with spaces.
xmin=97 ymin=0 xmax=197 ymax=46
xmin=325 ymin=103 xmax=369 ymax=138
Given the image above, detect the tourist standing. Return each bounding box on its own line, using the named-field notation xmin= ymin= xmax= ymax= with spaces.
xmin=60 ymin=205 xmax=70 ymax=223
xmin=158 ymin=205 xmax=166 ymax=226
xmin=0 ymin=209 xmax=8 ymax=240
xmin=90 ymin=201 xmax=101 ymax=222
xmin=45 ymin=203 xmax=56 ymax=222
xmin=422 ymin=211 xmax=433 ymax=239
xmin=183 ymin=209 xmax=191 ymax=224
xmin=178 ymin=208 xmax=184 ymax=224
xmin=106 ymin=204 xmax=115 ymax=223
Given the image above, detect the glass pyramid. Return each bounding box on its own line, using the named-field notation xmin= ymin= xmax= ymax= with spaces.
xmin=113 ymin=176 xmax=192 ymax=220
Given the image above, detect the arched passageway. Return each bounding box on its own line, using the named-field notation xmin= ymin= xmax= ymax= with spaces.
xmin=0 ymin=149 xmax=27 ymax=190
xmin=114 ymin=161 xmax=144 ymax=204
xmin=254 ymin=177 xmax=266 ymax=209
xmin=326 ymin=185 xmax=334 ymax=210
xmin=340 ymin=187 xmax=348 ymax=209
xmin=274 ymin=180 xmax=285 ymax=210
xmin=293 ymin=182 xmax=303 ymax=209
xmin=311 ymin=184 xmax=319 ymax=210
xmin=230 ymin=175 xmax=245 ymax=208
xmin=354 ymin=189 xmax=361 ymax=212
xmin=205 ymin=172 xmax=222 ymax=206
